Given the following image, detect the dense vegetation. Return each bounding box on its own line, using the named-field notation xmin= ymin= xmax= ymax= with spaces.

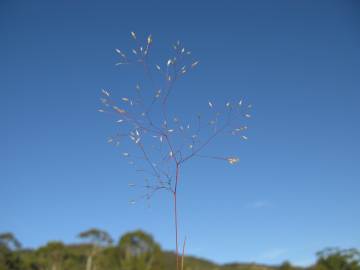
xmin=0 ymin=230 xmax=359 ymax=270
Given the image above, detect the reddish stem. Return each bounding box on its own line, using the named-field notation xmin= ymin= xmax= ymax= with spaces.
xmin=174 ymin=164 xmax=180 ymax=270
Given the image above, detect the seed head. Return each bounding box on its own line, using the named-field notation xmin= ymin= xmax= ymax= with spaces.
xmin=227 ymin=157 xmax=239 ymax=165
xmin=147 ymin=34 xmax=152 ymax=44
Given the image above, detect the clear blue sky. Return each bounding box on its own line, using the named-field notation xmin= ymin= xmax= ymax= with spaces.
xmin=1 ymin=0 xmax=359 ymax=267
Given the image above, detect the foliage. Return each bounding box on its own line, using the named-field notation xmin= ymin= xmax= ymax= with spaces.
xmin=313 ymin=248 xmax=360 ymax=270
xmin=78 ymin=228 xmax=114 ymax=270
xmin=78 ymin=228 xmax=113 ymax=247
xmin=118 ymin=230 xmax=164 ymax=270
xmin=279 ymin=261 xmax=295 ymax=270
xmin=0 ymin=245 xmax=23 ymax=270
xmin=0 ymin=233 xmax=21 ymax=251
xmin=36 ymin=241 xmax=67 ymax=270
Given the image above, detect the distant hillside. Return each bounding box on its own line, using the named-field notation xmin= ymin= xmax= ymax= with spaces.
xmin=163 ymin=251 xmax=219 ymax=270
xmin=163 ymin=251 xmax=301 ymax=270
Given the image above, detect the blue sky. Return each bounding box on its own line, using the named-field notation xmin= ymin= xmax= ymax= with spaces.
xmin=1 ymin=0 xmax=360 ymax=267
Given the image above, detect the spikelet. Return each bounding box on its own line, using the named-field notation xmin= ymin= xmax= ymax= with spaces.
xmin=115 ymin=49 xmax=126 ymax=58
xmin=155 ymin=89 xmax=161 ymax=98
xmin=191 ymin=61 xmax=199 ymax=68
xmin=102 ymin=89 xmax=110 ymax=97
xmin=227 ymin=157 xmax=239 ymax=165
xmin=115 ymin=107 xmax=125 ymax=114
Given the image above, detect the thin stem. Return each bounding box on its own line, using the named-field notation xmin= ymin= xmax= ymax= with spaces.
xmin=180 ymin=123 xmax=228 ymax=164
xmin=174 ymin=164 xmax=180 ymax=270
xmin=138 ymin=142 xmax=161 ymax=178
xmin=181 ymin=237 xmax=187 ymax=270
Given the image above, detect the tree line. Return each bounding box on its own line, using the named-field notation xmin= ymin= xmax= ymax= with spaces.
xmin=0 ymin=230 xmax=359 ymax=270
